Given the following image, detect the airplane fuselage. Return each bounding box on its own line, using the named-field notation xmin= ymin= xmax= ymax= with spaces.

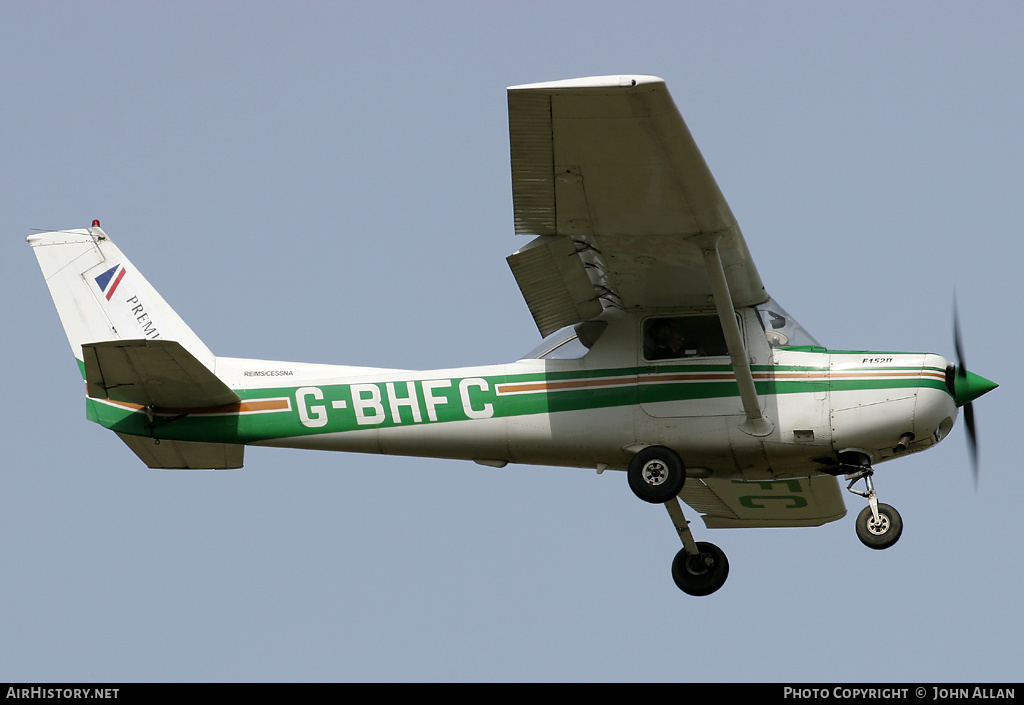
xmin=85 ymin=307 xmax=959 ymax=481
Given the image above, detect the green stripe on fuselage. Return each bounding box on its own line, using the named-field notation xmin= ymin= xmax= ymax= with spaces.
xmin=82 ymin=360 xmax=950 ymax=445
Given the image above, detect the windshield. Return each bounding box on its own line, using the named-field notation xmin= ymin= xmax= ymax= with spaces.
xmin=756 ymin=299 xmax=821 ymax=348
xmin=524 ymin=319 xmax=608 ymax=360
xmin=524 ymin=328 xmax=589 ymax=359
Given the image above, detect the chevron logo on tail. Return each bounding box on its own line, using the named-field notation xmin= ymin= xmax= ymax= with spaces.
xmin=94 ymin=264 xmax=126 ymax=301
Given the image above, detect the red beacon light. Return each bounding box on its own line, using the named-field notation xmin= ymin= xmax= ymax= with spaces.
xmin=89 ymin=219 xmax=107 ymax=239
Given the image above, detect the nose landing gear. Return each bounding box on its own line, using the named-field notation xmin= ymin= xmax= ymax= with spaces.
xmin=845 ymin=467 xmax=903 ymax=550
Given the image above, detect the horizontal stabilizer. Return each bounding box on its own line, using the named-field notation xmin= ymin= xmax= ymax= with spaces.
xmin=83 ymin=339 xmax=240 ymax=409
xmin=116 ymin=432 xmax=243 ymax=470
xmin=680 ymin=476 xmax=846 ymax=528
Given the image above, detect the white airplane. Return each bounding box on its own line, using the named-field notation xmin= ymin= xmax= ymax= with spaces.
xmin=29 ymin=75 xmax=997 ymax=596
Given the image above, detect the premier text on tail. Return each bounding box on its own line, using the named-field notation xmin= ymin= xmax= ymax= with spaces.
xmin=29 ymin=75 xmax=996 ymax=596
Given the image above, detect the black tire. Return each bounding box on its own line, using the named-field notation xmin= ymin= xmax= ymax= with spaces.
xmin=856 ymin=503 xmax=903 ymax=550
xmin=672 ymin=542 xmax=729 ymax=596
xmin=627 ymin=446 xmax=685 ymax=504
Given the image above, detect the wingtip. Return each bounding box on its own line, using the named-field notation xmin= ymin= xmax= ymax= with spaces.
xmin=508 ymin=75 xmax=664 ymax=92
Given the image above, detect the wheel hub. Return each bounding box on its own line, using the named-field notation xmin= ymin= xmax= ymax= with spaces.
xmin=866 ymin=514 xmax=890 ymax=535
xmin=641 ymin=460 xmax=669 ymax=486
xmin=684 ymin=552 xmax=714 ymax=576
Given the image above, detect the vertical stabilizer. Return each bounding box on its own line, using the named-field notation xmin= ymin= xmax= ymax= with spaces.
xmin=27 ymin=224 xmax=215 ymax=370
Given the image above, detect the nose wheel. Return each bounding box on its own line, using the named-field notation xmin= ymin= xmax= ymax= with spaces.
xmin=846 ymin=467 xmax=903 ymax=550
xmin=855 ymin=502 xmax=903 ymax=549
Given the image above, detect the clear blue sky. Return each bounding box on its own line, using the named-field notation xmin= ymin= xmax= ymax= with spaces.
xmin=3 ymin=1 xmax=1021 ymax=682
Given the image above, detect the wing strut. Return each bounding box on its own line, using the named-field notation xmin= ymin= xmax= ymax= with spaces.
xmin=701 ymin=238 xmax=774 ymax=437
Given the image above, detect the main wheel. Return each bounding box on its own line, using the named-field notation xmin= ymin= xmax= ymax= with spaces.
xmin=672 ymin=542 xmax=729 ymax=596
xmin=627 ymin=446 xmax=685 ymax=504
xmin=856 ymin=503 xmax=903 ymax=549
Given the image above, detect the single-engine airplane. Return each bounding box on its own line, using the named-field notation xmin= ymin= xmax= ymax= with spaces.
xmin=29 ymin=75 xmax=997 ymax=596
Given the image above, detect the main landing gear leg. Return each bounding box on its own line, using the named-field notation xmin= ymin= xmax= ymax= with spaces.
xmin=664 ymin=497 xmax=729 ymax=596
xmin=664 ymin=497 xmax=700 ymax=556
xmin=846 ymin=467 xmax=903 ymax=550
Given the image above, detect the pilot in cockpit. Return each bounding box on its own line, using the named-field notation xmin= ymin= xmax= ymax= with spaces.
xmin=649 ymin=320 xmax=705 ymax=360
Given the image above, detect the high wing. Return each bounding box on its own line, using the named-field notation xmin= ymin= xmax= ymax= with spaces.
xmin=506 ymin=75 xmax=768 ymax=336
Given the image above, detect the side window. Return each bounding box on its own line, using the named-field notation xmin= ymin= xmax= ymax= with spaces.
xmin=643 ymin=315 xmax=729 ymax=361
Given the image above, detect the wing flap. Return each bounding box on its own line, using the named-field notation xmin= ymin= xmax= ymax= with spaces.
xmin=680 ymin=476 xmax=847 ymax=528
xmin=506 ymin=235 xmax=604 ymax=337
xmin=83 ymin=339 xmax=240 ymax=409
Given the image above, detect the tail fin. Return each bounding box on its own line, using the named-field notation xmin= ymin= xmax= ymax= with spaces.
xmin=27 ymin=223 xmax=215 ymax=370
xmin=29 ymin=223 xmax=244 ymax=470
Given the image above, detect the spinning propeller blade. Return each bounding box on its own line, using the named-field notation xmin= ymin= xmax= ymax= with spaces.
xmin=951 ymin=300 xmax=998 ymax=487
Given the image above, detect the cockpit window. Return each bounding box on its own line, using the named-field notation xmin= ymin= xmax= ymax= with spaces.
xmin=643 ymin=315 xmax=728 ymax=360
xmin=755 ymin=299 xmax=821 ymax=348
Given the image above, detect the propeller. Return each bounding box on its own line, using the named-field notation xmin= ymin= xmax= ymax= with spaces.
xmin=950 ymin=299 xmax=998 ymax=487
